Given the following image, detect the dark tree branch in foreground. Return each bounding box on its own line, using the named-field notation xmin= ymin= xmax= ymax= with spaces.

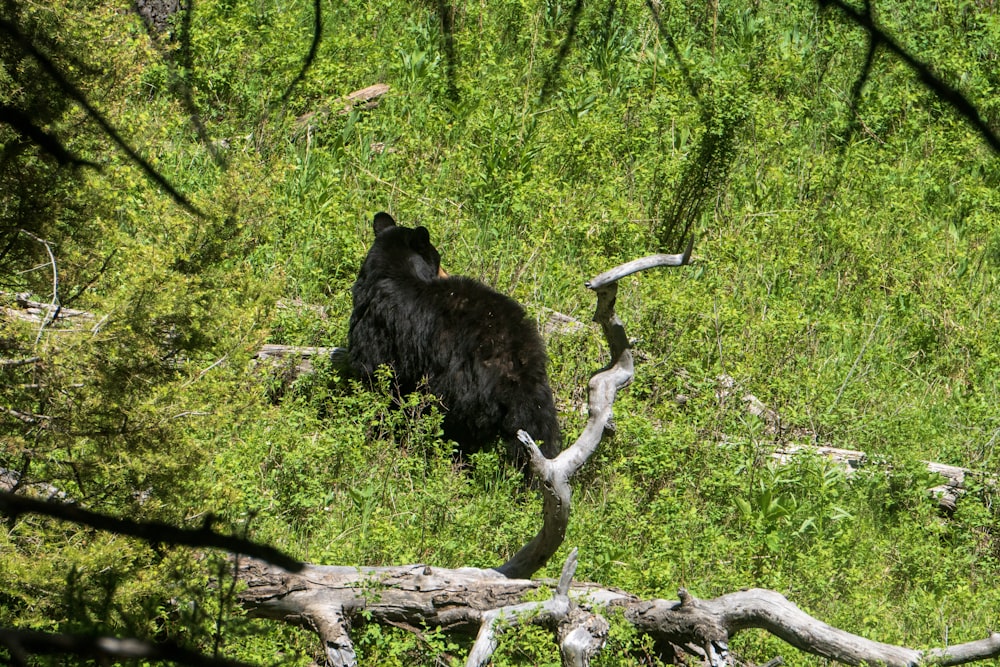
xmin=0 ymin=628 xmax=256 ymax=667
xmin=0 ymin=104 xmax=97 ymax=167
xmin=819 ymin=0 xmax=1000 ymax=153
xmin=277 ymin=0 xmax=322 ymax=107
xmin=0 ymin=492 xmax=303 ymax=572
xmin=0 ymin=17 xmax=204 ymax=215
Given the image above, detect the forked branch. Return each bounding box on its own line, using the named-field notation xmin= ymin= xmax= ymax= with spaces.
xmin=497 ymin=244 xmax=692 ymax=578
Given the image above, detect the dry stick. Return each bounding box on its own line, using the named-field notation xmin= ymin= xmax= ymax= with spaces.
xmin=828 ymin=311 xmax=884 ymax=414
xmin=0 ymin=357 xmax=41 ymax=368
xmin=18 ymin=230 xmax=59 ymax=349
xmin=2 ymin=406 xmax=51 ymax=425
xmin=351 ymin=162 xmax=459 ymax=218
xmin=497 ymin=242 xmax=693 ymax=579
xmin=585 ymin=236 xmax=694 ymax=289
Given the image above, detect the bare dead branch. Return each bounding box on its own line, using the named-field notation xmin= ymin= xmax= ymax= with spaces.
xmin=720 ymin=374 xmax=992 ymax=512
xmin=3 ymin=291 xmax=94 ymax=323
xmin=253 ymin=344 xmax=339 ymax=361
xmin=498 ymin=252 xmax=691 ymax=579
xmin=0 ymin=357 xmax=41 ymax=367
xmin=585 ymin=236 xmax=695 ymax=289
xmin=18 ymin=230 xmax=60 ymax=346
xmin=926 ymin=634 xmax=1000 ymax=667
xmin=337 ymin=84 xmax=390 ymax=113
xmin=252 ymin=343 xmax=346 ymax=378
xmin=2 ymin=405 xmax=52 ymax=425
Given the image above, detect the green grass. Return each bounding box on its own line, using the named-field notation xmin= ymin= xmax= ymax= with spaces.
xmin=2 ymin=0 xmax=1000 ymax=664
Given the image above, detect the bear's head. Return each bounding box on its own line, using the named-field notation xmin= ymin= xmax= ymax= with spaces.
xmin=360 ymin=212 xmax=447 ymax=282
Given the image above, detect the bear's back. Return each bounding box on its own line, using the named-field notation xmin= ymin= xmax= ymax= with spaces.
xmin=347 ymin=213 xmax=560 ymax=460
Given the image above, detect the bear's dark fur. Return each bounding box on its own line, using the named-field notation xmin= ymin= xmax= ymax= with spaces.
xmin=348 ymin=212 xmax=560 ymax=463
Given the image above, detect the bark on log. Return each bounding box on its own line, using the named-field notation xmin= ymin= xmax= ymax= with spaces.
xmin=236 ymin=556 xmax=1000 ymax=667
xmin=294 ymin=84 xmax=391 ymax=136
xmin=2 ymin=291 xmax=94 ymax=326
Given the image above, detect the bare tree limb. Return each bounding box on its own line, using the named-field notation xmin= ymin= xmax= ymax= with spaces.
xmin=497 ymin=251 xmax=691 ymax=579
xmin=628 ymin=588 xmax=1000 ymax=667
xmin=2 ymin=406 xmax=52 ymax=425
xmin=585 ymin=236 xmax=694 ymax=290
xmin=926 ymin=634 xmax=1000 ymax=667
xmin=719 ymin=374 xmax=993 ymax=512
xmin=467 ymin=549 xmax=588 ymax=667
xmin=18 ymin=230 xmax=60 ymax=347
xmin=2 ymin=291 xmax=93 ymax=323
xmin=0 ymin=357 xmax=41 ymax=368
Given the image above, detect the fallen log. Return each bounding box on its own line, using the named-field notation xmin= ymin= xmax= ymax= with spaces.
xmin=237 ymin=553 xmax=1000 ymax=667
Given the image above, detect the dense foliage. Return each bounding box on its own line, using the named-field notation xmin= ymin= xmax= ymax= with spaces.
xmin=1 ymin=0 xmax=999 ymax=664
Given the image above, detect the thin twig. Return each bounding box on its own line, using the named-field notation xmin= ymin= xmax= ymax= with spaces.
xmin=828 ymin=312 xmax=884 ymax=413
xmin=18 ymin=230 xmax=59 ymax=348
xmin=0 ymin=357 xmax=41 ymax=368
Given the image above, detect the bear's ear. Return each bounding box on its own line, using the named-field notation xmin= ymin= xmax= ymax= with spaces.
xmin=373 ymin=212 xmax=396 ymax=235
xmin=413 ymin=226 xmax=431 ymax=248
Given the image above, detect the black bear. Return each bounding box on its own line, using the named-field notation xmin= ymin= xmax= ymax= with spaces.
xmin=348 ymin=212 xmax=560 ymax=465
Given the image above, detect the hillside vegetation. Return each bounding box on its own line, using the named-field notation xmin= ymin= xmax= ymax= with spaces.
xmin=1 ymin=0 xmax=999 ymax=664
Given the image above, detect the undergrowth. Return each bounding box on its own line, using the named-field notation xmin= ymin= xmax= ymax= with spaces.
xmin=1 ymin=0 xmax=999 ymax=664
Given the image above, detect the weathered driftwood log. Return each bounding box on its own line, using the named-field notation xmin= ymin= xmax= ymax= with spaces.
xmin=2 ymin=291 xmax=94 ymax=326
xmin=235 ymin=554 xmax=1000 ymax=667
xmin=495 ymin=242 xmax=692 ymax=579
xmin=293 ymin=84 xmax=391 ymax=138
xmin=252 ymin=344 xmax=343 ymax=376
